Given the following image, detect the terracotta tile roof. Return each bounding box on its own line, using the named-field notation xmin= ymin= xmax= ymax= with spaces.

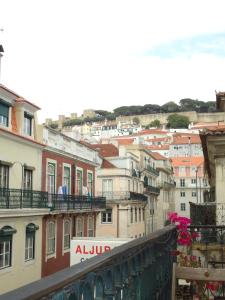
xmin=115 ymin=138 xmax=135 ymax=145
xmin=132 ymin=129 xmax=168 ymax=137
xmin=90 ymin=144 xmax=119 ymax=157
xmin=200 ymin=125 xmax=225 ymax=134
xmin=146 ymin=137 xmax=170 ymax=143
xmin=101 ymin=158 xmax=117 ymax=168
xmin=150 ymin=152 xmax=168 ymax=160
xmin=145 ymin=145 xmax=170 ymax=150
xmin=171 ymin=135 xmax=201 ymax=145
xmin=171 ymin=156 xmax=204 ymax=167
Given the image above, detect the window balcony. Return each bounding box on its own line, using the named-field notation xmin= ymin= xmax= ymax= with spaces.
xmin=145 ymin=185 xmax=160 ymax=195
xmin=0 ymin=188 xmax=106 ymax=211
xmin=96 ymin=191 xmax=147 ymax=201
xmin=146 ymin=165 xmax=159 ymax=176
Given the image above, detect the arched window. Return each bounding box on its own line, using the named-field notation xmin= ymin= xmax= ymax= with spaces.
xmin=63 ymin=219 xmax=71 ymax=250
xmin=76 ymin=217 xmax=83 ymax=237
xmin=87 ymin=216 xmax=94 ymax=237
xmin=25 ymin=223 xmax=39 ymax=261
xmin=46 ymin=221 xmax=56 ymax=255
xmin=0 ymin=226 xmax=16 ymax=269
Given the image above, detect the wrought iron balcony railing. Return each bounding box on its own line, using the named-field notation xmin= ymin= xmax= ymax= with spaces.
xmin=145 ymin=185 xmax=160 ymax=195
xmin=0 ymin=188 xmax=106 ymax=211
xmin=0 ymin=225 xmax=177 ymax=300
xmin=190 ymin=202 xmax=225 ymax=226
xmin=96 ymin=191 xmax=147 ymax=201
xmin=147 ymin=165 xmax=159 ymax=176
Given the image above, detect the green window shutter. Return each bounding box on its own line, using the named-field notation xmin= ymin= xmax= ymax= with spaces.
xmin=0 ymin=102 xmax=9 ymax=118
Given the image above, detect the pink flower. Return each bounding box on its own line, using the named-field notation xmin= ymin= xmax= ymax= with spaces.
xmin=168 ymin=212 xmax=178 ymax=223
xmin=178 ymin=231 xmax=191 ymax=245
xmin=192 ymin=232 xmax=200 ymax=239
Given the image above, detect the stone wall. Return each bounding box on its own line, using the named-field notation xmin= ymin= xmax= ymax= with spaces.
xmin=116 ymin=111 xmax=225 ymax=126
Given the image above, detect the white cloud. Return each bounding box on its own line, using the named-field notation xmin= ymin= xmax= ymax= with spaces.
xmin=0 ymin=0 xmax=225 ymax=122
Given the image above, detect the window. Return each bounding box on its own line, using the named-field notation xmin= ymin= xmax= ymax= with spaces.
xmin=139 ymin=208 xmax=141 ymax=221
xmin=102 ymin=179 xmax=113 ymax=199
xmin=101 ymin=209 xmax=112 ymax=223
xmin=142 ymin=208 xmax=145 ymax=221
xmin=87 ymin=216 xmax=94 ymax=237
xmin=180 ymin=203 xmax=186 ymax=211
xmin=130 ymin=208 xmax=133 ymax=223
xmin=63 ymin=220 xmax=70 ymax=250
xmin=24 ymin=169 xmax=33 ymax=190
xmin=76 ymin=169 xmax=83 ymax=195
xmin=180 ymin=179 xmax=185 ymax=187
xmin=135 ymin=208 xmax=137 ymax=222
xmin=46 ymin=221 xmax=56 ymax=255
xmin=24 ymin=113 xmax=32 ymax=136
xmin=191 ymin=178 xmax=196 ymax=184
xmin=25 ymin=223 xmax=38 ymax=261
xmin=0 ymin=164 xmax=9 ymax=188
xmin=180 ymin=191 xmax=185 ymax=197
xmin=47 ymin=163 xmax=56 ymax=194
xmin=192 ymin=191 xmax=197 ymax=197
xmin=87 ymin=172 xmax=93 ymax=197
xmin=76 ymin=217 xmax=84 ymax=237
xmin=0 ymin=101 xmax=9 ymax=127
xmin=63 ymin=166 xmax=71 ymax=194
xmin=0 ymin=226 xmax=16 ymax=270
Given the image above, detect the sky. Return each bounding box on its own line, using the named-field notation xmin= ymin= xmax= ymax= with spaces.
xmin=1 ymin=0 xmax=225 ymax=123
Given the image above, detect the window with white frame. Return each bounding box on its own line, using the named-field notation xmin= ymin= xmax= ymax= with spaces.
xmin=24 ymin=113 xmax=32 ymax=136
xmin=87 ymin=216 xmax=94 ymax=237
xmin=87 ymin=172 xmax=93 ymax=197
xmin=63 ymin=166 xmax=71 ymax=194
xmin=0 ymin=226 xmax=16 ymax=269
xmin=192 ymin=191 xmax=197 ymax=197
xmin=46 ymin=221 xmax=56 ymax=255
xmin=180 ymin=179 xmax=185 ymax=187
xmin=180 ymin=191 xmax=185 ymax=197
xmin=101 ymin=209 xmax=112 ymax=223
xmin=75 ymin=169 xmax=83 ymax=195
xmin=47 ymin=163 xmax=56 ymax=194
xmin=24 ymin=169 xmax=33 ymax=190
xmin=0 ymin=164 xmax=9 ymax=188
xmin=63 ymin=219 xmax=70 ymax=250
xmin=102 ymin=179 xmax=113 ymax=199
xmin=0 ymin=101 xmax=9 ymax=127
xmin=180 ymin=203 xmax=186 ymax=211
xmin=76 ymin=217 xmax=83 ymax=237
xmin=25 ymin=223 xmax=38 ymax=261
xmin=191 ymin=178 xmax=196 ymax=184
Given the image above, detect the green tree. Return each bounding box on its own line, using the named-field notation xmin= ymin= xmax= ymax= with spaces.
xmin=133 ymin=117 xmax=140 ymax=125
xmin=161 ymin=101 xmax=180 ymax=113
xmin=167 ymin=114 xmax=190 ymax=129
xmin=146 ymin=119 xmax=161 ymax=128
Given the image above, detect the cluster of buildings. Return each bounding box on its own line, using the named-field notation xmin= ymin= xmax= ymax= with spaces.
xmin=0 ymin=84 xmax=176 ymax=294
xmin=1 ymin=81 xmax=222 ymax=295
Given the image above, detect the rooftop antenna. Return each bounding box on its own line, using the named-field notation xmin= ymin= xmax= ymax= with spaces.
xmin=0 ymin=28 xmax=4 ymax=83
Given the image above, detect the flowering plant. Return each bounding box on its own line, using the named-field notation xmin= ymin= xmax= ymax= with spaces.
xmin=168 ymin=212 xmax=224 ymax=299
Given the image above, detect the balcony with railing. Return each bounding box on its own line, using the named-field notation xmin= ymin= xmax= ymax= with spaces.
xmin=0 ymin=188 xmax=106 ymax=211
xmin=0 ymin=225 xmax=177 ymax=300
xmin=145 ymin=185 xmax=160 ymax=195
xmin=96 ymin=191 xmax=147 ymax=202
xmin=146 ymin=165 xmax=159 ymax=176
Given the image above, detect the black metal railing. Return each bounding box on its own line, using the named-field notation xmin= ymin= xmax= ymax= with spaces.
xmin=0 ymin=188 xmax=106 ymax=211
xmin=190 ymin=202 xmax=225 ymax=226
xmin=163 ymin=181 xmax=176 ymax=189
xmin=145 ymin=185 xmax=160 ymax=195
xmin=188 ymin=225 xmax=225 ymax=268
xmin=147 ymin=165 xmax=159 ymax=176
xmin=0 ymin=225 xmax=177 ymax=300
xmin=97 ymin=191 xmax=147 ymax=201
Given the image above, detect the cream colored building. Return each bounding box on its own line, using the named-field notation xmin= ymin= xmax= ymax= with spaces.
xmin=0 ymin=84 xmax=49 ymax=294
xmin=95 ymin=151 xmax=146 ymax=238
